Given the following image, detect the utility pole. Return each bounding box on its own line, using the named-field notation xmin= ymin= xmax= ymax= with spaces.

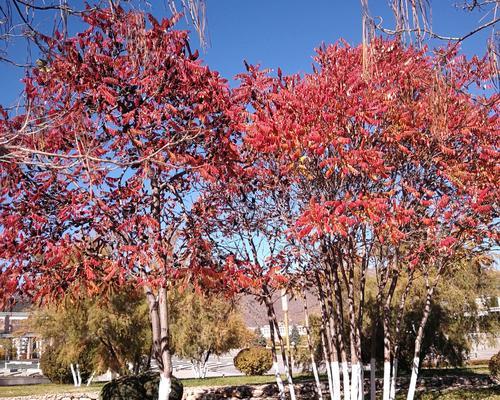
xmin=281 ymin=288 xmax=292 ymax=375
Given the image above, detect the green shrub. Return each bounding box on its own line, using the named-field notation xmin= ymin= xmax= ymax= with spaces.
xmin=40 ymin=345 xmax=91 ymax=384
xmin=100 ymin=372 xmax=183 ymax=400
xmin=488 ymin=351 xmax=500 ymax=382
xmin=234 ymin=347 xmax=273 ymax=376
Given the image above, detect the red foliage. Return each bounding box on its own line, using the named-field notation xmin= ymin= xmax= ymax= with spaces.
xmin=240 ymin=39 xmax=498 ymax=268
xmin=0 ymin=7 xmax=242 ymax=307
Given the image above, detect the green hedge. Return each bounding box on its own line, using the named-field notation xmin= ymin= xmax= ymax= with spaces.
xmin=100 ymin=371 xmax=183 ymax=400
xmin=233 ymin=347 xmax=273 ymax=376
xmin=488 ymin=351 xmax=500 ymax=382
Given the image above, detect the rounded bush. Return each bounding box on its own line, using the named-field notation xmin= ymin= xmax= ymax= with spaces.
xmin=234 ymin=347 xmax=273 ymax=376
xmin=40 ymin=345 xmax=91 ymax=384
xmin=100 ymin=372 xmax=183 ymax=400
xmin=489 ymin=351 xmax=500 ymax=382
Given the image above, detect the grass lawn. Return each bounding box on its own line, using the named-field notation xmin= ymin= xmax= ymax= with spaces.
xmin=419 ymin=365 xmax=490 ymax=377
xmin=0 ymin=383 xmax=105 ymax=398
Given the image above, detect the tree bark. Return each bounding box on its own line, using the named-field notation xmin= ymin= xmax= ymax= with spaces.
xmin=263 ymin=288 xmax=286 ymax=400
xmin=270 ymin=304 xmax=297 ymax=400
xmin=158 ymin=286 xmax=173 ymax=400
xmin=316 ymin=271 xmax=340 ymax=400
xmin=389 ymin=270 xmax=414 ymax=400
xmin=321 ymin=328 xmax=335 ymax=400
xmin=370 ymin=316 xmax=378 ymax=400
xmin=329 ymin=259 xmax=350 ymax=400
xmin=406 ymin=278 xmax=435 ymax=400
xmin=70 ymin=363 xmax=78 ymax=387
xmin=382 ymin=272 xmax=398 ymax=400
xmin=303 ymin=290 xmax=324 ymax=400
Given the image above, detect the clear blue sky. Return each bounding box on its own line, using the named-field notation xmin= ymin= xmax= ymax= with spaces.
xmin=0 ymin=1 xmax=495 ymax=105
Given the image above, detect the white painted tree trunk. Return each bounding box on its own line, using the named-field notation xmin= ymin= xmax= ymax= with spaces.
xmin=370 ymin=358 xmax=376 ymax=400
xmin=272 ymin=361 xmax=286 ymax=400
xmin=158 ymin=374 xmax=171 ymax=400
xmin=202 ymin=361 xmax=209 ymax=379
xmin=407 ymin=274 xmax=437 ymax=400
xmin=331 ymin=360 xmax=341 ymax=400
xmin=266 ymin=294 xmax=286 ymax=400
xmin=322 ymin=336 xmax=335 ymax=400
xmin=383 ymin=361 xmax=391 ymax=400
xmin=70 ymin=363 xmax=78 ymax=387
xmin=87 ymin=371 xmax=95 ymax=386
xmin=192 ymin=363 xmax=200 ymax=379
xmin=76 ymin=364 xmax=82 ymax=387
xmin=389 ymin=358 xmax=398 ymax=400
xmin=310 ymin=353 xmax=323 ymax=400
xmin=359 ymin=363 xmax=365 ymax=400
xmin=303 ymin=291 xmax=324 ymax=400
xmin=406 ymin=357 xmax=420 ymax=400
xmin=283 ymin=357 xmax=297 ymax=400
xmin=350 ymin=363 xmax=360 ymax=400
xmin=341 ymin=361 xmax=350 ymax=400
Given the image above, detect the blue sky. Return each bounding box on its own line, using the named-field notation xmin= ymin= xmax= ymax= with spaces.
xmin=0 ymin=0 xmax=496 ymax=106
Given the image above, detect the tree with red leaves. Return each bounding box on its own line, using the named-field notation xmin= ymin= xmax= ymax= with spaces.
xmin=0 ymin=7 xmax=240 ymax=399
xmin=241 ymin=40 xmax=498 ymax=400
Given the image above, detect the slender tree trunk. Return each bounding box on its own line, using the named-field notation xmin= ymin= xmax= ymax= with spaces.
xmin=202 ymin=350 xmax=211 ymax=379
xmin=370 ymin=318 xmax=378 ymax=400
xmin=390 ymin=270 xmax=414 ymax=400
xmin=303 ymin=290 xmax=324 ymax=400
xmin=321 ymin=328 xmax=335 ymax=400
xmin=389 ymin=358 xmax=398 ymax=400
xmin=357 ymin=246 xmax=369 ymax=400
xmin=76 ymin=364 xmax=82 ymax=387
xmin=263 ymin=290 xmax=286 ymax=400
xmin=317 ymin=271 xmax=340 ymax=400
xmin=346 ymin=265 xmax=361 ymax=400
xmin=150 ymin=175 xmax=173 ymax=400
xmin=145 ymin=284 xmax=171 ymax=398
xmin=330 ymin=261 xmax=350 ymax=400
xmin=70 ymin=363 xmax=78 ymax=387
xmin=382 ymin=273 xmax=398 ymax=400
xmin=406 ymin=282 xmax=435 ymax=400
xmin=382 ymin=316 xmax=391 ymax=400
xmin=272 ymin=310 xmax=297 ymax=400
xmin=158 ymin=286 xmax=173 ymax=400
xmin=87 ymin=371 xmax=95 ymax=386
xmin=192 ymin=362 xmax=200 ymax=379
xmin=327 ymin=296 xmax=342 ymax=400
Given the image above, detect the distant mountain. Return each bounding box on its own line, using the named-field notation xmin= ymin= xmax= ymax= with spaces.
xmin=237 ymin=290 xmax=321 ymax=327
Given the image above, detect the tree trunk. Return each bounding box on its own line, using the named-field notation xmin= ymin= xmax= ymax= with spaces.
xmin=76 ymin=364 xmax=82 ymax=387
xmin=329 ymin=264 xmax=349 ymax=400
xmin=158 ymin=286 xmax=173 ymax=400
xmin=370 ymin=318 xmax=378 ymax=400
xmin=303 ymin=290 xmax=324 ymax=400
xmin=389 ymin=358 xmax=398 ymax=400
xmin=87 ymin=371 xmax=95 ymax=386
xmin=272 ymin=309 xmax=297 ymax=400
xmin=145 ymin=285 xmax=172 ymax=399
xmin=406 ymin=282 xmax=435 ymax=400
xmin=321 ymin=328 xmax=335 ymax=400
xmin=346 ymin=264 xmax=361 ymax=400
xmin=382 ymin=273 xmax=398 ymax=400
xmin=316 ymin=271 xmax=340 ymax=400
xmin=263 ymin=289 xmax=286 ymax=400
xmin=370 ymin=357 xmax=376 ymax=400
xmin=390 ymin=270 xmax=414 ymax=400
xmin=70 ymin=363 xmax=78 ymax=387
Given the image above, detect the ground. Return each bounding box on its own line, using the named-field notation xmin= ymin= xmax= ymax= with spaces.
xmin=0 ymin=366 xmax=498 ymax=398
